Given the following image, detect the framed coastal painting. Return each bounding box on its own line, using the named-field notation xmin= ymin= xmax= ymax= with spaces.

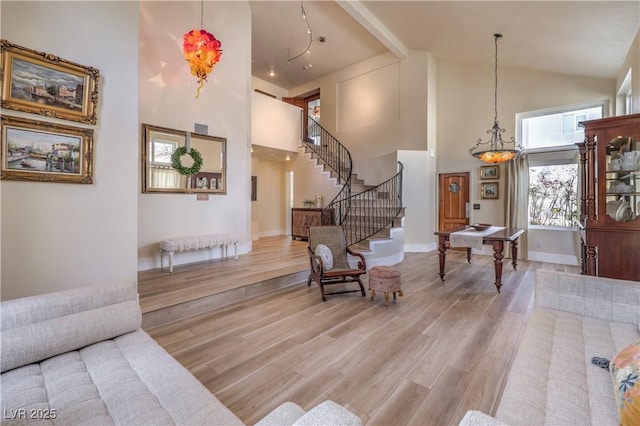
xmin=480 ymin=165 xmax=499 ymax=180
xmin=0 ymin=39 xmax=99 ymax=124
xmin=481 ymin=182 xmax=499 ymax=199
xmin=1 ymin=115 xmax=94 ymax=184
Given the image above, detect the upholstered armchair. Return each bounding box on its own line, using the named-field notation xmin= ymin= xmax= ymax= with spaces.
xmin=307 ymin=226 xmax=367 ymax=302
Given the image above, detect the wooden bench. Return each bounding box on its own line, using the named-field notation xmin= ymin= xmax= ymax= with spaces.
xmin=159 ymin=234 xmax=238 ymax=272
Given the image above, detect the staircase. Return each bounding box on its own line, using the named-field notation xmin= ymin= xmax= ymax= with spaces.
xmin=302 ymin=117 xmax=405 ymax=267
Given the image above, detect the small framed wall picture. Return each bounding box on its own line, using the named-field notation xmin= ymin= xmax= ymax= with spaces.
xmin=481 ymin=182 xmax=499 ymax=200
xmin=480 ymin=165 xmax=499 ymax=180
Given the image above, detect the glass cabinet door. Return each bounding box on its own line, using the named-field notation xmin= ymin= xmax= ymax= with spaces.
xmin=604 ymin=136 xmax=639 ymax=223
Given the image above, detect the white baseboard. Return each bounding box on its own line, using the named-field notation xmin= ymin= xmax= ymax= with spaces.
xmin=138 ymin=257 xmax=155 ymax=272
xmin=258 ymin=229 xmax=286 ymax=238
xmin=528 ymin=251 xmax=580 ymax=266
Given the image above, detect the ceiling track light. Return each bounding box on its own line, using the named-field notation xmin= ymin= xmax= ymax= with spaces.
xmin=287 ymin=0 xmax=313 ymax=62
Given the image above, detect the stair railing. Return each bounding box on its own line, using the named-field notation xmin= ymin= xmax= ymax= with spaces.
xmin=303 ymin=117 xmax=404 ymax=246
xmin=337 ymin=162 xmax=404 ymax=246
xmin=304 ymin=117 xmax=352 ymax=225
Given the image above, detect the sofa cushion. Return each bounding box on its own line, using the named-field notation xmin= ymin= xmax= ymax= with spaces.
xmin=0 ymin=330 xmax=243 ymax=425
xmin=293 ymin=400 xmax=362 ymax=425
xmin=495 ymin=308 xmax=640 ymax=426
xmin=534 ymin=270 xmax=640 ymax=326
xmin=610 ymin=341 xmax=640 ymax=426
xmin=255 ymin=402 xmax=306 ymax=426
xmin=1 ymin=281 xmax=141 ymax=373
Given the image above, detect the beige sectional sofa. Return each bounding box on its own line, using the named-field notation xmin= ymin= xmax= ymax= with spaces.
xmin=460 ymin=270 xmax=640 ymax=426
xmin=0 ymin=281 xmax=362 ymax=425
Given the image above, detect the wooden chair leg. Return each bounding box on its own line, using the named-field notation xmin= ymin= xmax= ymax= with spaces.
xmin=307 ymin=274 xmax=312 ymax=286
xmin=370 ymin=289 xmax=376 ymax=300
xmin=384 ymin=292 xmax=389 ymax=306
xmin=318 ymin=282 xmax=327 ymax=302
xmin=357 ymin=278 xmax=366 ymax=297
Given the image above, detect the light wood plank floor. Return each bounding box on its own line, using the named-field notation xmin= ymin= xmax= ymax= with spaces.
xmin=144 ymin=244 xmax=579 ymax=425
xmin=138 ymin=236 xmax=309 ymax=314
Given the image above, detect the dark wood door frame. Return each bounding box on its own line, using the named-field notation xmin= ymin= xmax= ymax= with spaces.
xmin=283 ymin=92 xmax=320 ymax=142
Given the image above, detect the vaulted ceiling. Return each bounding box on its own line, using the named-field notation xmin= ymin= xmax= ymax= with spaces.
xmin=250 ymin=1 xmax=640 ymax=90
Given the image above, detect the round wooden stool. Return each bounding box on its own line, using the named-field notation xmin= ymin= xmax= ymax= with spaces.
xmin=368 ymin=266 xmax=402 ymax=306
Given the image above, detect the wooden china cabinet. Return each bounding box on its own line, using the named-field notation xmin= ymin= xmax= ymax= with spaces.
xmin=576 ymin=113 xmax=640 ymax=281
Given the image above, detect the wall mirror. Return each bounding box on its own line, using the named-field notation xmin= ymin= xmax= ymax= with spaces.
xmin=142 ymin=123 xmax=226 ymax=194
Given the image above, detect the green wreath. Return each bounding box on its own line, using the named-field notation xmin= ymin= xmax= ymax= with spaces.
xmin=171 ymin=146 xmax=203 ymax=176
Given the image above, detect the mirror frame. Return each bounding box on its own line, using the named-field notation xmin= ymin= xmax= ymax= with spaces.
xmin=141 ymin=123 xmax=227 ymax=194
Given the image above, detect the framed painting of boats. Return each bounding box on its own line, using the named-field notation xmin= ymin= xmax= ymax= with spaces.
xmin=0 ymin=40 xmax=99 ymax=124
xmin=1 ymin=115 xmax=94 ymax=184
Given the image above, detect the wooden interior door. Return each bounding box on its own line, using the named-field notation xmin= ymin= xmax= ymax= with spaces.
xmin=283 ymin=93 xmax=320 ymax=142
xmin=438 ymin=172 xmax=470 ymax=233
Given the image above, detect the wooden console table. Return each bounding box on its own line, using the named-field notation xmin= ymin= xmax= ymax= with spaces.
xmin=433 ymin=227 xmax=524 ymax=292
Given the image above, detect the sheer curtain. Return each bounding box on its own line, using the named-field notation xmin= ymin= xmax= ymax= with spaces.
xmin=504 ymin=154 xmax=529 ymax=260
xmin=151 ymin=166 xmax=182 ymax=188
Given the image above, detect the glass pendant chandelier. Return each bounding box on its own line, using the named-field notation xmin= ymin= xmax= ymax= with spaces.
xmin=469 ymin=34 xmax=521 ymax=163
xmin=183 ymin=0 xmax=222 ymax=99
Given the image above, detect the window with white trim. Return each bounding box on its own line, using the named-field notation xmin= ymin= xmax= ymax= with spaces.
xmin=517 ymin=101 xmax=608 ymax=228
xmin=529 ymin=163 xmax=578 ymax=227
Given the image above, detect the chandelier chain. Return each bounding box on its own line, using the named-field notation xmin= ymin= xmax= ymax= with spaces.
xmin=493 ymin=34 xmax=499 ymax=123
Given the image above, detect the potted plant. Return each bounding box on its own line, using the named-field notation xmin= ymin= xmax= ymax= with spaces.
xmin=302 ymin=198 xmax=315 ymax=208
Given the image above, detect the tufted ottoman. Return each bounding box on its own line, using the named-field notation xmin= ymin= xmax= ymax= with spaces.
xmin=368 ymin=266 xmax=402 ymax=306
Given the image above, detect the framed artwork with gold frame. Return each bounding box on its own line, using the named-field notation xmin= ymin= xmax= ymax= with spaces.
xmin=1 ymin=115 xmax=94 ymax=184
xmin=480 ymin=165 xmax=499 ymax=180
xmin=1 ymin=39 xmax=99 ymax=124
xmin=481 ymin=182 xmax=499 ymax=199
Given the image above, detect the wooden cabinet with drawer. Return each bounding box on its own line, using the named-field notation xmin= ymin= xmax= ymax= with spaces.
xmin=291 ymin=208 xmax=333 ymax=240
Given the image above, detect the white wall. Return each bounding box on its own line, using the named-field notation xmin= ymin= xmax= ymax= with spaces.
xmin=437 ymin=59 xmax=615 ymax=259
xmin=251 ymin=91 xmax=301 ymax=151
xmin=252 ymin=76 xmax=288 ymax=100
xmin=250 ymin=157 xmax=286 ymax=237
xmin=0 ymin=1 xmax=139 ymax=300
xmin=290 ymin=50 xmax=433 ymax=184
xmin=137 ymin=1 xmax=252 ymax=271
xmin=398 ymin=151 xmax=433 ymax=251
xmin=617 ymin=29 xmax=640 ymax=114
xmin=287 ymin=153 xmax=339 ymax=209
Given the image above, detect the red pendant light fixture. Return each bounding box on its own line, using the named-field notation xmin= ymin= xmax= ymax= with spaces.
xmin=183 ymin=1 xmax=222 ymax=98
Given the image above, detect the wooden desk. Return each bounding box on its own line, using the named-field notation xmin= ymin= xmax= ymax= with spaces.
xmin=434 ymin=227 xmax=525 ymax=293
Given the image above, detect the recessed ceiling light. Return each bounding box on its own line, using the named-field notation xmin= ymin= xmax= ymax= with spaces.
xmin=302 ymin=64 xmax=313 ymax=70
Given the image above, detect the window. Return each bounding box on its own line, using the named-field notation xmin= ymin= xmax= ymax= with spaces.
xmin=528 ymin=164 xmax=578 ymax=227
xmin=518 ymin=101 xmax=607 ymax=150
xmin=306 ymin=94 xmax=321 ymax=145
xmin=517 ymin=101 xmax=604 ymax=228
xmin=151 ymin=140 xmax=176 ymax=165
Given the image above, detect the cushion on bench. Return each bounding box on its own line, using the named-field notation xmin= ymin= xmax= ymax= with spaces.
xmin=159 ymin=235 xmax=237 ymax=253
